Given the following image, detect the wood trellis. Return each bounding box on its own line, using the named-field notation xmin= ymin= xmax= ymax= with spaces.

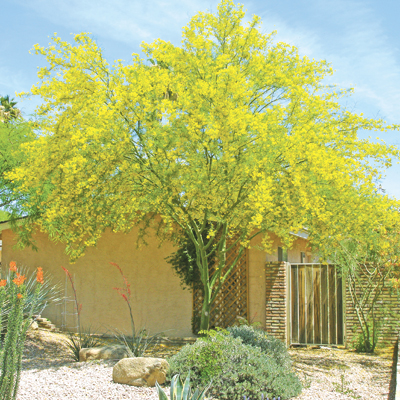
xmin=192 ymin=241 xmax=248 ymax=331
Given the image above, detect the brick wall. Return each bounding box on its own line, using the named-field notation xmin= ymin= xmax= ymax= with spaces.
xmin=265 ymin=262 xmax=288 ymax=343
xmin=345 ymin=281 xmax=400 ymax=347
xmin=263 ymin=261 xmax=399 ymax=348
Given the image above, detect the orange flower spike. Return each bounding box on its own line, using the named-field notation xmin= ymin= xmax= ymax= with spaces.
xmin=17 ymin=293 xmax=23 ymax=300
xmin=61 ymin=265 xmax=72 ymax=279
xmin=9 ymin=261 xmax=17 ymax=272
xmin=36 ymin=267 xmax=44 ymax=284
xmin=0 ymin=280 xmax=6 ymax=287
xmin=13 ymin=273 xmax=26 ymax=287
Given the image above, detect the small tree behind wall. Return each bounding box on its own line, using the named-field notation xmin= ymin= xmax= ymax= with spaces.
xmin=331 ymin=226 xmax=400 ymax=352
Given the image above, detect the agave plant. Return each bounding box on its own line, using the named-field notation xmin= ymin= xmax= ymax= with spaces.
xmin=156 ymin=373 xmax=211 ymax=400
xmin=65 ymin=327 xmax=102 ymax=362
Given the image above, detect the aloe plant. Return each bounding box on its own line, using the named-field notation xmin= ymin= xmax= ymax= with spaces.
xmin=156 ymin=373 xmax=211 ymax=400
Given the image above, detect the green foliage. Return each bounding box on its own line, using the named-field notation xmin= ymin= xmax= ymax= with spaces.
xmin=66 ymin=328 xmax=102 ymax=362
xmin=0 ymin=114 xmax=35 ymax=214
xmin=165 ymin=224 xmax=216 ymax=293
xmin=0 ymin=95 xmax=19 ymax=120
xmin=0 ymin=265 xmax=43 ymax=399
xmin=168 ymin=329 xmax=301 ymax=400
xmin=352 ymin=316 xmax=383 ymax=353
xmin=226 ymin=325 xmax=291 ymax=369
xmin=234 ymin=315 xmax=262 ymax=329
xmin=156 ymin=373 xmax=211 ymax=400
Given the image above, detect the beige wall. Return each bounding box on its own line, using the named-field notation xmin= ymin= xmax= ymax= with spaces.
xmin=2 ymin=227 xmax=309 ymax=338
xmin=247 ymin=233 xmax=308 ymax=329
xmin=2 ymin=228 xmax=194 ymax=337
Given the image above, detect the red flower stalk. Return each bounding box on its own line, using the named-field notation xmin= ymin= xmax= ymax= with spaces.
xmin=13 ymin=273 xmax=26 ymax=287
xmin=61 ymin=266 xmax=82 ymax=317
xmin=111 ymin=262 xmax=135 ymax=334
xmin=110 ymin=262 xmax=131 ymax=297
xmin=36 ymin=267 xmax=44 ymax=284
xmin=9 ymin=261 xmax=17 ymax=272
xmin=113 ymin=287 xmax=129 ymax=303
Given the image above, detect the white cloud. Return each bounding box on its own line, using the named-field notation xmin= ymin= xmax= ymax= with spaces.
xmin=255 ymin=0 xmax=400 ymax=123
xmin=15 ymin=0 xmax=218 ymax=45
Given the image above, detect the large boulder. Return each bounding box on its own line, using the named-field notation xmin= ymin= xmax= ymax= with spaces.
xmin=113 ymin=357 xmax=169 ymax=387
xmin=79 ymin=345 xmax=129 ymax=362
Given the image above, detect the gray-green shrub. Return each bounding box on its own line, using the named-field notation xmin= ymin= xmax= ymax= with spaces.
xmin=227 ymin=325 xmax=291 ymax=369
xmin=168 ymin=329 xmax=301 ymax=400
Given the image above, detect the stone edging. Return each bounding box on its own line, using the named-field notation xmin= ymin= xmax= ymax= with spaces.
xmin=396 ymin=335 xmax=400 ymax=400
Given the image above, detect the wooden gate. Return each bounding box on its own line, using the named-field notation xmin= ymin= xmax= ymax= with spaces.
xmin=290 ymin=264 xmax=344 ymax=345
xmin=193 ymin=244 xmax=248 ymax=331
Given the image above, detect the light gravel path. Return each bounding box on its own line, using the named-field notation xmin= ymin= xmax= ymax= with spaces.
xmin=289 ymin=347 xmax=394 ymax=400
xmin=17 ymin=329 xmax=395 ymax=400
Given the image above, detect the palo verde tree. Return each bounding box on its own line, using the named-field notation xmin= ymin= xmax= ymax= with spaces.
xmin=10 ymin=0 xmax=400 ymax=330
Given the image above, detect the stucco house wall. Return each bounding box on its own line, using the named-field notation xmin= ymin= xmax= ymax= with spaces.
xmin=0 ymin=225 xmax=309 ymax=339
xmin=1 ymin=227 xmax=194 ymax=337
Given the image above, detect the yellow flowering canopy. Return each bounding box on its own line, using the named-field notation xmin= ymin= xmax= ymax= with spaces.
xmin=10 ymin=0 xmax=399 ymax=263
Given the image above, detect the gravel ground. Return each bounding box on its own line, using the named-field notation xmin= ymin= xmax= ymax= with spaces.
xmin=288 ymin=346 xmax=394 ymax=400
xmin=16 ymin=329 xmax=395 ymax=400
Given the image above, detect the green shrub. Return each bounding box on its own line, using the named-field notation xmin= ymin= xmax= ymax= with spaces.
xmin=168 ymin=329 xmax=301 ymax=400
xmin=227 ymin=325 xmax=291 ymax=369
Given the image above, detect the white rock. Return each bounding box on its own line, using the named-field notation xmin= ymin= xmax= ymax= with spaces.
xmin=113 ymin=357 xmax=169 ymax=387
xmin=28 ymin=321 xmax=39 ymax=331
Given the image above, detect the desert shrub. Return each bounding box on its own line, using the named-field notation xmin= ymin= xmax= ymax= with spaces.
xmin=168 ymin=329 xmax=301 ymax=400
xmin=227 ymin=325 xmax=291 ymax=369
xmin=0 ymin=264 xmax=62 ymax=333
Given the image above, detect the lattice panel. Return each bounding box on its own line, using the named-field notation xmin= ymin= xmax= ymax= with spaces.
xmin=193 ymin=241 xmax=248 ymax=331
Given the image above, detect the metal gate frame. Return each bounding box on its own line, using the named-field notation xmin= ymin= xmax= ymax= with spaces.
xmin=289 ymin=263 xmax=345 ymax=345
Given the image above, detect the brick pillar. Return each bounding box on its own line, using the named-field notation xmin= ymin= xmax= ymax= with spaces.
xmin=265 ymin=262 xmax=288 ymax=344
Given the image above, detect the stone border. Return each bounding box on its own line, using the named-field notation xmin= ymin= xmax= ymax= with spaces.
xmin=396 ymin=335 xmax=400 ymax=400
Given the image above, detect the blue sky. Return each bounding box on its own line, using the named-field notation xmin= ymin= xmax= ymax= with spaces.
xmin=1 ymin=0 xmax=399 ymax=198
